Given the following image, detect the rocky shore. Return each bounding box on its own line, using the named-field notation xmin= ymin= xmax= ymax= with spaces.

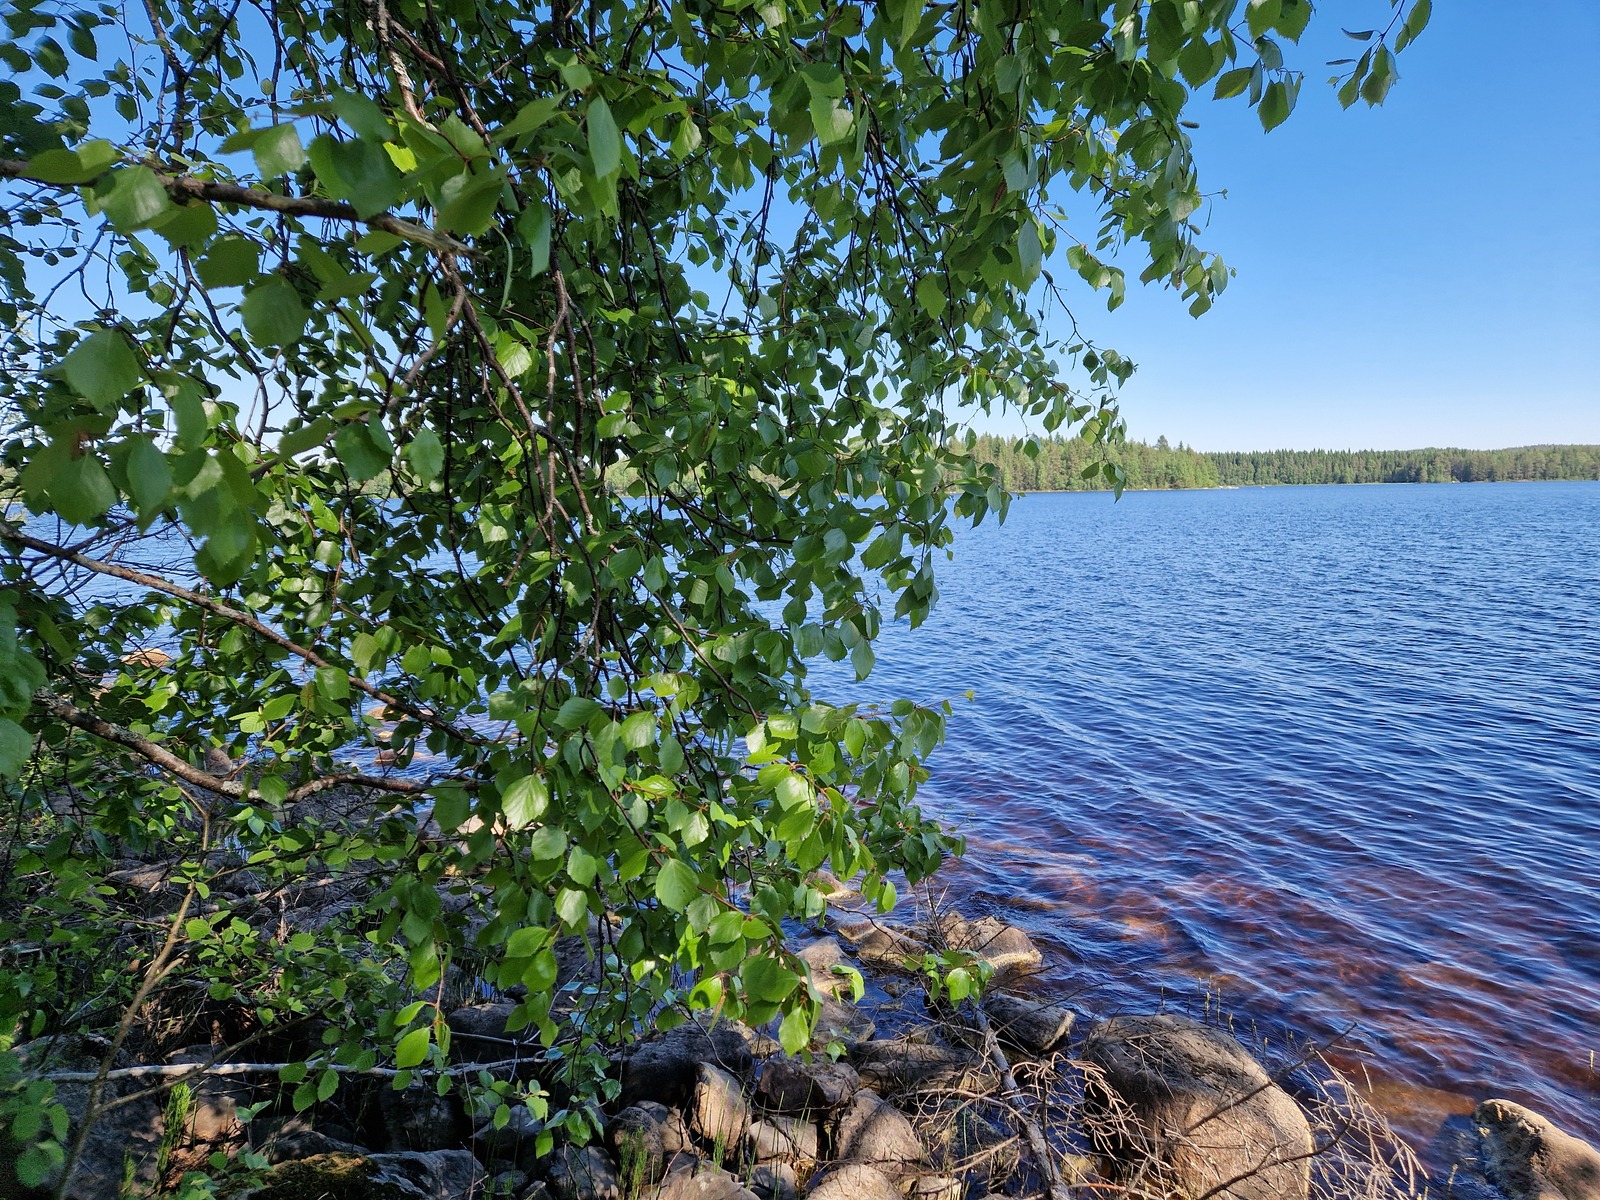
xmin=6 ymin=833 xmax=1597 ymax=1200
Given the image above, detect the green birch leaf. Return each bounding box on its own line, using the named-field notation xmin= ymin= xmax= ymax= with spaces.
xmin=99 ymin=166 xmax=171 ymax=230
xmin=395 ymin=1025 xmax=430 ymax=1068
xmin=654 ymin=859 xmax=698 ymax=911
xmin=61 ymin=330 xmax=139 ymax=411
xmin=125 ymin=436 xmax=171 ymax=516
xmin=405 ymin=428 xmax=444 ymax=482
xmin=254 ymin=124 xmax=306 ymax=178
xmin=242 ymin=278 xmax=308 ymax=347
xmin=587 ymin=97 xmax=622 ymax=177
xmin=809 ymin=94 xmax=854 ymax=145
xmin=0 ymin=718 xmax=31 ymax=778
xmin=196 ymin=235 xmax=260 ymax=289
xmin=502 ymin=773 xmax=550 ymax=829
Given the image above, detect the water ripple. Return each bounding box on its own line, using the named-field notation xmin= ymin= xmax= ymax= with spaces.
xmin=817 ymin=482 xmax=1600 ymax=1151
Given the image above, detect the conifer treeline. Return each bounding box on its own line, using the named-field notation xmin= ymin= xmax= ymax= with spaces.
xmin=974 ymin=435 xmax=1600 ymax=491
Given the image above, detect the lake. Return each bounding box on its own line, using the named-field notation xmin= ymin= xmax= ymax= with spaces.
xmin=817 ymin=481 xmax=1600 ymax=1157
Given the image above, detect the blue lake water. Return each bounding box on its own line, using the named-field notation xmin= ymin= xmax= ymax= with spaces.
xmin=814 ymin=482 xmax=1600 ymax=1151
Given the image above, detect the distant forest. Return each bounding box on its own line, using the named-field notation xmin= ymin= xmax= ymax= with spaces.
xmin=976 ymin=436 xmax=1600 ymax=492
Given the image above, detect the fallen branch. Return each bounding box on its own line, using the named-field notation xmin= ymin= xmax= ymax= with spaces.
xmin=970 ymin=998 xmax=1072 ymax=1200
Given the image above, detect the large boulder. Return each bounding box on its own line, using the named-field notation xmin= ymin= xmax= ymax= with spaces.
xmin=378 ymin=1080 xmax=468 ymax=1152
xmin=237 ymin=1150 xmax=483 ymax=1199
xmin=1474 ymin=1099 xmax=1600 ymax=1200
xmin=164 ymin=1045 xmax=256 ymax=1144
xmin=934 ymin=914 xmax=1041 ymax=975
xmin=745 ymin=1113 xmax=820 ymax=1168
xmin=979 ymin=994 xmax=1074 ymax=1058
xmin=621 ymin=1022 xmax=755 ymax=1107
xmin=607 ymin=1102 xmax=691 ymax=1184
xmin=547 ymin=1144 xmax=624 ymax=1200
xmin=829 ymin=1091 xmax=924 ymax=1177
xmin=689 ymin=1063 xmax=754 ymax=1148
xmin=757 ymin=1058 xmax=860 ymax=1116
xmin=836 ymin=921 xmax=927 ymax=971
xmin=852 ymin=1038 xmax=989 ymax=1096
xmin=651 ymin=1161 xmax=760 ymax=1200
xmin=12 ymin=1035 xmax=166 ymax=1199
xmin=804 ymin=1163 xmax=901 ymax=1200
xmin=473 ymin=1104 xmax=544 ymax=1174
xmin=1081 ymin=1013 xmax=1313 ymax=1200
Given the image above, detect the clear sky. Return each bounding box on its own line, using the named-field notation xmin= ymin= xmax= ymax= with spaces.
xmin=982 ymin=0 xmax=1600 ymax=453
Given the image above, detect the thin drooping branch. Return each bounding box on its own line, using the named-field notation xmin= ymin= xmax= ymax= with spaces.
xmin=0 ymin=159 xmax=474 ymax=256
xmin=0 ymin=521 xmax=485 ymax=747
xmin=39 ymin=1055 xmax=540 ymax=1083
xmin=31 ymin=689 xmax=437 ymax=803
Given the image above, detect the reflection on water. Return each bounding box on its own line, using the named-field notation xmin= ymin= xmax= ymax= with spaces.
xmin=808 ymin=482 xmax=1600 ymax=1155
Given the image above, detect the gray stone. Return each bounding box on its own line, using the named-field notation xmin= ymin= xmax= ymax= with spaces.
xmin=235 ymin=1152 xmax=431 ymax=1199
xmin=804 ymin=1163 xmax=901 ymax=1200
xmin=381 ymin=1080 xmax=468 ymax=1152
xmin=748 ymin=1160 xmax=799 ymax=1200
xmin=812 ymin=998 xmax=875 ymax=1049
xmin=906 ymin=1175 xmax=963 ymax=1200
xmin=489 ymin=1169 xmax=530 ymax=1197
xmin=548 ymin=1145 xmax=624 ymax=1200
xmin=796 ymin=939 xmax=858 ymax=1000
xmin=690 ymin=1063 xmax=754 ymax=1147
xmin=746 ymin=1114 xmax=820 ymax=1167
xmin=836 ymin=921 xmax=927 ymax=971
xmin=449 ymin=1002 xmax=525 ymax=1050
xmin=934 ymin=915 xmax=1041 ymax=975
xmin=164 ymin=1045 xmax=255 ymax=1143
xmin=919 ymin=1102 xmax=1017 ymax=1185
xmin=979 ymin=994 xmax=1074 ymax=1058
xmin=607 ymin=1102 xmax=691 ymax=1183
xmin=236 ymin=1149 xmax=483 ymax=1199
xmin=367 ymin=1150 xmax=486 ymax=1199
xmin=758 ymin=1058 xmax=860 ymax=1116
xmin=13 ymin=1035 xmax=165 ymax=1199
xmin=1081 ymin=1013 xmax=1313 ymax=1200
xmin=852 ymin=1039 xmax=990 ymax=1096
xmin=474 ymin=1105 xmax=544 ymax=1175
xmin=651 ymin=1161 xmax=760 ymax=1200
xmin=622 ymin=1022 xmax=755 ymax=1107
xmin=830 ymin=1092 xmax=924 ymax=1176
xmin=1475 ymin=1099 xmax=1600 ymax=1200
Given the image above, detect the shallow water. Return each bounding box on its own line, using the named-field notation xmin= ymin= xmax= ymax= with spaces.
xmin=814 ymin=482 xmax=1600 ymax=1152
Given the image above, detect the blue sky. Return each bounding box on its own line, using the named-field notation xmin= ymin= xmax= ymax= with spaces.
xmin=983 ymin=0 xmax=1600 ymax=452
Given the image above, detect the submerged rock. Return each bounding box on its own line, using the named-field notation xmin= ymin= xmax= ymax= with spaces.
xmin=977 ymin=993 xmax=1074 ymax=1058
xmin=1474 ymin=1099 xmax=1600 ymax=1200
xmin=1081 ymin=1013 xmax=1313 ymax=1200
xmin=934 ymin=914 xmax=1041 ymax=975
